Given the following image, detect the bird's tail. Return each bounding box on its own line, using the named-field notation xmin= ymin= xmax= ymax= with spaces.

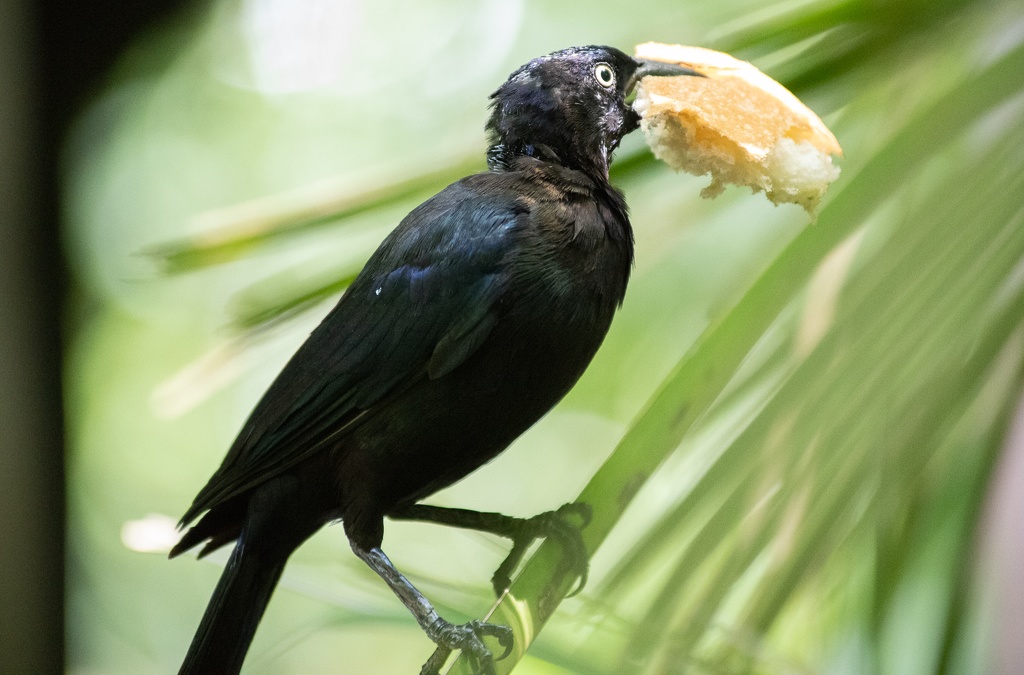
xmin=178 ymin=535 xmax=288 ymax=675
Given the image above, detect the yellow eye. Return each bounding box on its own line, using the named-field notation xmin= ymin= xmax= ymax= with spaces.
xmin=594 ymin=63 xmax=615 ymax=88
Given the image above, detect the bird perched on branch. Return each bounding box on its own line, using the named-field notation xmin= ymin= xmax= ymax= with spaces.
xmin=171 ymin=45 xmax=698 ymax=675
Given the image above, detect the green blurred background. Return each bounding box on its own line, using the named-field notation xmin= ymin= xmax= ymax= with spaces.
xmin=46 ymin=0 xmax=1024 ymax=673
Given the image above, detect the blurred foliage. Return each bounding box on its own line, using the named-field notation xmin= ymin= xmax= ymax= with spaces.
xmin=64 ymin=0 xmax=1024 ymax=673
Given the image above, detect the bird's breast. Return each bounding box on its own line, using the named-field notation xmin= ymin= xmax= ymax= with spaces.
xmin=516 ymin=191 xmax=632 ymax=311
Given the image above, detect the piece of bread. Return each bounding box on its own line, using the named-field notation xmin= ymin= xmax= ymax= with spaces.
xmin=633 ymin=42 xmax=842 ymax=213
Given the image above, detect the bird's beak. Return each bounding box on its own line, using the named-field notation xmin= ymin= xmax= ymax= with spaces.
xmin=627 ymin=59 xmax=704 ymax=94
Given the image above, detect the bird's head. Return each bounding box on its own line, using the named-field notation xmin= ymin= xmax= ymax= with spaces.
xmin=486 ymin=45 xmax=699 ymax=179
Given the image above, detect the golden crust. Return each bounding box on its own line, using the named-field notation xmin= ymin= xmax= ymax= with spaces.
xmin=634 ymin=42 xmax=842 ymax=158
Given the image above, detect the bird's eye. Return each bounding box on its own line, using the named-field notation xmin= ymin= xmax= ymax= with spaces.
xmin=594 ymin=63 xmax=616 ymax=88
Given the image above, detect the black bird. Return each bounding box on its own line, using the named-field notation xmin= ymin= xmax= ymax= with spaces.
xmin=171 ymin=45 xmax=698 ymax=675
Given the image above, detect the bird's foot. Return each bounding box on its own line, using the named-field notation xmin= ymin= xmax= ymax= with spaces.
xmin=419 ymin=618 xmax=513 ymax=675
xmin=491 ymin=502 xmax=592 ymax=597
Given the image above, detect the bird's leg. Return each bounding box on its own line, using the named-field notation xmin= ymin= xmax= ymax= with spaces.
xmin=351 ymin=545 xmax=513 ymax=675
xmin=388 ymin=503 xmax=592 ymax=597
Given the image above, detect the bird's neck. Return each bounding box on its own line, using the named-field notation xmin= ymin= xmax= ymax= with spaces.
xmin=486 ymin=141 xmax=541 ymax=172
xmin=491 ymin=154 xmax=634 ymax=264
xmin=487 ymin=139 xmax=612 ymax=184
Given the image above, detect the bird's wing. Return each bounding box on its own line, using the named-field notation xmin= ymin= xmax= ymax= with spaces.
xmin=180 ymin=181 xmax=526 ymax=524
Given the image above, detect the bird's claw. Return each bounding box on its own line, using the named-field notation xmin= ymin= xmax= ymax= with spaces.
xmin=420 ymin=618 xmax=514 ymax=675
xmin=491 ymin=502 xmax=592 ymax=597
